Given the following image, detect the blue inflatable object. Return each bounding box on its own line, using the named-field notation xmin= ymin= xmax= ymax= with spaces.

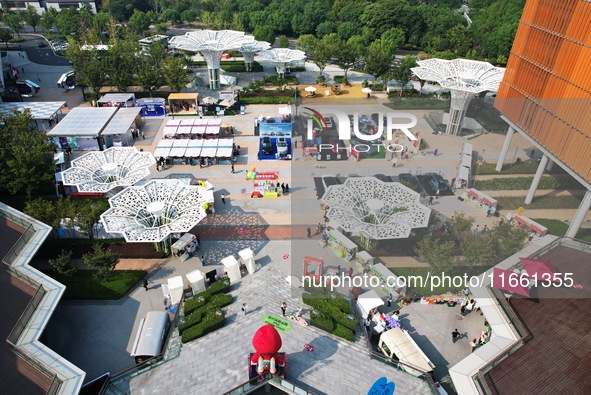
xmin=368 ymin=377 xmax=395 ymax=395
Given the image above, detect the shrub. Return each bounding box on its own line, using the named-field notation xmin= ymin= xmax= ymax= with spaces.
xmin=178 ymin=311 xmax=202 ymax=333
xmin=184 ymin=295 xmax=207 ymax=315
xmin=330 ymin=297 xmax=351 ymax=313
xmin=333 ymin=324 xmax=355 ymax=341
xmin=209 ymin=293 xmax=233 ymax=308
xmin=206 ymin=279 xmax=231 ymax=296
xmin=240 ymin=96 xmax=292 ymax=105
xmin=181 ymin=311 xmax=225 ymax=343
xmin=310 ymin=310 xmax=334 ymax=332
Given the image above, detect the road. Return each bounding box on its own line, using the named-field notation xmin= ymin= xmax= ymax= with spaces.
xmin=20 ymin=34 xmax=71 ymax=66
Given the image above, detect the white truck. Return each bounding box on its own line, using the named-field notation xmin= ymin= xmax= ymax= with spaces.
xmin=378 ymin=328 xmax=435 ymax=377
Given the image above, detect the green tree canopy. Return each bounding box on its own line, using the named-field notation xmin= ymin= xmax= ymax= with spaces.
xmin=83 ymin=244 xmax=120 ymax=280
xmin=161 ymin=56 xmax=191 ymax=92
xmin=414 ymin=236 xmax=456 ymax=274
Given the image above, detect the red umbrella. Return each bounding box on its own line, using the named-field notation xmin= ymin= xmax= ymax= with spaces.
xmin=492 ymin=268 xmax=530 ymax=297
xmin=520 ymin=257 xmax=557 ymax=281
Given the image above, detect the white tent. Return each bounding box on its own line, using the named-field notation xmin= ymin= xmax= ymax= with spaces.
xmin=167 ymin=276 xmax=184 ymax=305
xmin=357 ymin=289 xmax=385 ymax=319
xmin=185 ymin=139 xmax=204 ymax=157
xmin=458 ymin=166 xmax=470 ymax=181
xmin=154 ymin=139 xmax=174 ymax=158
xmin=238 ymin=248 xmax=256 ymax=275
xmin=200 ymin=139 xmax=218 ymax=157
xmin=163 ymin=125 xmax=178 ymax=137
xmin=186 ymin=269 xmax=206 ymax=295
xmin=221 ymin=255 xmax=241 ymax=284
xmin=169 ymin=138 xmax=189 ymax=157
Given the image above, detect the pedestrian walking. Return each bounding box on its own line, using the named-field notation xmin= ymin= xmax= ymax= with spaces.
xmin=391 ymin=157 xmax=398 ymax=167
xmin=436 ymin=189 xmax=440 ymax=199
xmin=285 ymin=184 xmax=289 ymax=193
xmin=306 ymin=227 xmax=311 ymax=238
xmin=37 ymin=74 xmax=41 ymax=82
xmin=221 ymin=194 xmax=226 ymax=204
xmin=364 ymin=318 xmax=371 ymax=332
xmin=348 ymin=267 xmax=353 ymax=277
xmin=21 ymin=67 xmax=24 ymax=73
xmin=434 ymin=148 xmax=439 ymax=156
xmin=387 ymin=294 xmax=393 ymax=307
xmin=452 ymin=328 xmax=460 ymax=343
xmin=469 ymin=338 xmax=477 ymax=353
xmin=281 ymin=302 xmax=287 ymax=317
xmin=460 ymin=305 xmax=466 ymax=316
xmin=231 ymin=164 xmax=235 ymax=173
xmin=241 ymin=303 xmax=248 ymax=315
xmin=429 ymin=196 xmax=434 ymax=205
xmin=201 ymin=255 xmax=206 ymax=266
xmin=281 ymin=183 xmax=285 ymax=194
xmin=142 ymin=278 xmax=149 ymax=291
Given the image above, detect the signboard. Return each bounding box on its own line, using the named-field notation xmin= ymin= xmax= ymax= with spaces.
xmin=255 ymin=172 xmax=280 ymax=180
xmin=259 ymin=121 xmax=292 ymax=137
xmin=262 ymin=314 xmax=292 ymax=332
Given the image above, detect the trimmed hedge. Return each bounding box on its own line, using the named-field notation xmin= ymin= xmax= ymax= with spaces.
xmin=333 ymin=324 xmax=355 ymax=341
xmin=179 ymin=294 xmax=233 ymax=332
xmin=184 ymin=280 xmax=231 ymax=315
xmin=178 ymin=311 xmax=202 ymax=333
xmin=239 ymin=96 xmax=292 ymax=105
xmin=310 ymin=310 xmax=334 ymax=332
xmin=181 ymin=311 xmax=225 ymax=343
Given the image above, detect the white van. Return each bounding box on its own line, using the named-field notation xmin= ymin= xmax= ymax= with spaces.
xmin=57 ymin=71 xmax=76 ymax=90
xmin=378 ymin=328 xmax=435 ymax=376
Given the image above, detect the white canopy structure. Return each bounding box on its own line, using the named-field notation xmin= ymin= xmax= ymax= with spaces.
xmin=167 ymin=276 xmax=184 ymax=305
xmin=200 ymin=139 xmax=218 ymax=157
xmin=61 ymin=147 xmax=155 ymax=193
xmin=216 ymin=138 xmax=234 ymax=158
xmin=169 ymin=30 xmax=255 ymax=89
xmin=100 ymin=180 xmax=208 ymax=242
xmin=238 ymin=40 xmax=271 ymax=71
xmin=169 ymin=139 xmax=189 ymax=157
xmin=154 ymin=139 xmax=174 ymax=158
xmin=0 ymin=101 xmax=65 ymax=130
xmin=163 ymin=125 xmax=178 ymax=138
xmin=257 ymin=48 xmax=306 ymax=79
xmin=411 ymin=59 xmax=505 ymax=136
xmin=238 ymin=248 xmax=256 ymax=275
xmin=49 ymin=107 xmax=118 ymax=150
xmin=185 ymin=139 xmax=204 ymax=157
xmin=357 ymin=290 xmax=385 ymax=319
xmin=101 ymin=107 xmax=142 ymax=147
xmin=186 ymin=269 xmax=206 ymax=295
xmin=321 ymin=177 xmax=431 ymax=247
xmin=221 ymin=255 xmax=241 ymax=284
xmin=97 ymin=93 xmax=136 ymax=107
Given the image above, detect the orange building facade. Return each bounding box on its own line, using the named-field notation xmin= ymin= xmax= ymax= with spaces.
xmin=494 ymin=0 xmax=591 ymax=237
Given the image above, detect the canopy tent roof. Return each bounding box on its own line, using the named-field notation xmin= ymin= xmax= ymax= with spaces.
xmin=154 ymin=139 xmax=174 ymax=158
xmin=257 ymin=48 xmax=306 ymax=64
xmin=460 ymin=154 xmax=472 ymax=168
xmin=381 ymin=328 xmax=435 ymax=373
xmin=321 ymin=177 xmax=431 ymax=241
xmin=238 ymin=248 xmax=254 ymax=261
xmin=185 ymin=139 xmax=204 ymax=157
xmin=169 ymin=30 xmax=254 ymax=57
xmin=0 ymin=101 xmax=65 ymax=120
xmin=191 ymin=126 xmax=207 ymax=135
xmin=163 ymin=125 xmax=178 ymax=137
xmin=101 ymin=107 xmax=142 ymax=135
xmin=357 ymin=290 xmax=385 ymax=319
xmin=98 ymin=93 xmax=135 ymax=105
xmin=200 ymin=139 xmax=218 ymax=157
xmin=49 ymin=107 xmax=118 ymax=137
xmin=458 ymin=166 xmax=470 ymax=181
xmin=411 ymin=59 xmax=505 ymax=94
xmin=216 ymin=138 xmax=234 ymax=157
xmin=168 ymin=92 xmax=199 ymax=102
xmin=169 ymin=139 xmax=190 ymax=157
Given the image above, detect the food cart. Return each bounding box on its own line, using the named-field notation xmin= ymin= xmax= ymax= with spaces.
xmin=171 ymin=233 xmax=197 ymax=262
xmin=461 ymin=188 xmax=497 ymax=216
xmin=512 ymin=214 xmax=548 ymax=236
xmin=221 ymin=255 xmax=242 ymax=284
xmin=186 ymin=269 xmax=206 ymax=295
xmin=167 ymin=276 xmax=184 ymax=305
xmin=371 ymin=263 xmax=404 ymax=298
xmin=355 ymin=250 xmax=374 ymax=272
xmin=250 ymin=171 xmax=281 ymax=198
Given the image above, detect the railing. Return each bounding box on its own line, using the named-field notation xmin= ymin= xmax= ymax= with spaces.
xmin=6 ymin=283 xmax=46 ymax=344
xmin=6 ymin=340 xmax=63 ymax=391
xmin=222 ymin=374 xmax=317 ymax=395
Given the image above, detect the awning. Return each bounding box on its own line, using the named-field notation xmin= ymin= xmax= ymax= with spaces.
xmin=169 ymin=139 xmax=189 ymax=157
xmin=163 ymin=126 xmax=178 ymax=137
xmin=460 ymin=154 xmax=472 ymax=168
xmin=357 ymin=290 xmax=384 ymax=319
xmin=520 ymin=257 xmax=557 ymax=280
xmin=458 ymin=166 xmax=470 ymax=181
xmin=200 ymin=139 xmax=218 ymax=157
xmin=216 ymin=138 xmax=234 ymax=157
xmin=154 ymin=139 xmax=174 ymax=158
xmin=191 ymin=126 xmax=207 ymax=135
xmin=168 ymin=92 xmax=199 ymax=102
xmin=49 ymin=107 xmax=118 ymax=137
xmin=101 ymin=107 xmax=142 ymax=135
xmin=185 ymin=139 xmax=204 ymax=157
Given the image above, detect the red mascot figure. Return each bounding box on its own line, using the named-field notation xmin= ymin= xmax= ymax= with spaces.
xmin=250 ymin=324 xmax=286 ymax=375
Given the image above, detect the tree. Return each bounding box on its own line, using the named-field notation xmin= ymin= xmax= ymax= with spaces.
xmin=0 ymin=110 xmax=55 ymax=198
xmin=40 ymin=9 xmax=58 ymax=32
xmin=4 ymin=13 xmax=23 ymax=37
xmin=450 ymin=213 xmax=475 ymax=238
xmin=334 ymin=40 xmax=359 ymax=83
xmin=364 ymin=39 xmax=395 ymax=84
xmin=462 ymin=233 xmax=496 ymax=267
xmin=66 ymin=41 xmax=109 ymax=99
xmin=316 ymin=21 xmax=337 ymax=38
xmin=277 ymin=35 xmax=289 ymax=48
xmin=136 ymin=43 xmax=165 ymax=95
xmin=253 ymin=25 xmax=275 ymax=45
xmin=128 ymin=10 xmax=152 ymax=35
xmin=55 ymin=7 xmax=80 ymax=36
xmin=390 ymin=55 xmax=417 ymax=96
xmin=491 ymin=222 xmax=528 ymax=262
xmin=0 ymin=28 xmax=12 ymax=47
xmin=24 ymin=198 xmax=60 ymax=232
xmin=181 ymin=10 xmax=197 ymax=23
xmin=105 ymin=38 xmax=139 ymax=93
xmin=160 ymin=9 xmax=181 ymax=24
xmin=295 ymin=34 xmax=317 ymax=57
xmin=312 ymin=37 xmax=333 ymax=80
xmin=72 ymin=199 xmax=109 ymax=240
xmin=49 ymin=250 xmax=77 ymax=277
xmin=83 ymin=244 xmax=120 ymax=280
xmin=161 ymin=56 xmax=191 ymax=92
xmin=24 ymin=6 xmax=41 ymax=32
xmin=414 ymin=236 xmax=455 ymax=274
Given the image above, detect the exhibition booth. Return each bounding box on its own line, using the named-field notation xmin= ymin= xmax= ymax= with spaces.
xmin=137 ymin=97 xmax=166 ymax=116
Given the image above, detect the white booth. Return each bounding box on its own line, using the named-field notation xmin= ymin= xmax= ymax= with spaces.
xmin=238 ymin=248 xmax=256 ymax=275
xmin=167 ymin=276 xmax=184 ymax=305
xmin=186 ymin=269 xmax=206 ymax=295
xmin=221 ymin=255 xmax=242 ymax=284
xmin=357 ymin=290 xmax=385 ymax=319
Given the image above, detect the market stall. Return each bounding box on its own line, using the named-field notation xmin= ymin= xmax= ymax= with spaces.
xmin=169 ymin=139 xmax=190 ymax=163
xmin=169 ymin=92 xmax=199 ymax=113
xmin=324 ymin=229 xmax=357 ymax=261
xmin=221 ymin=255 xmax=242 ymax=284
xmin=512 ymin=214 xmax=548 ymax=236
xmin=137 ymin=97 xmax=166 ymax=116
xmin=249 ymin=170 xmax=281 ymax=198
xmin=355 ymin=251 xmax=374 ymax=272
xmin=186 ymin=269 xmax=206 ymax=295
xmin=98 ymin=93 xmax=136 ymax=108
xmin=238 ymin=248 xmax=256 ymax=275
xmin=167 ymin=276 xmax=184 ymax=305
xmin=357 ymin=289 xmax=384 ymax=320
xmin=461 ymin=188 xmax=497 ymax=216
xmin=371 ymin=263 xmax=404 ymax=298
xmin=154 ymin=139 xmax=174 ymax=159
xmin=171 ymin=233 xmax=197 ymax=262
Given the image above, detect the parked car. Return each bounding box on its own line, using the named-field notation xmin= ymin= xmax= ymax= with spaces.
xmin=261 ymin=137 xmax=273 ymax=155
xmin=424 ymin=173 xmax=453 ymax=195
xmin=38 ymin=41 xmax=47 ymax=48
xmin=416 ymin=175 xmax=439 ymax=196
xmin=277 ymin=137 xmax=288 ymax=155
xmin=398 ymin=173 xmax=426 ymax=195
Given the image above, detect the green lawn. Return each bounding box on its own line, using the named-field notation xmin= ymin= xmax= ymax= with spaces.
xmin=496 ymin=194 xmax=584 ymax=210
xmin=43 ymin=269 xmax=147 ymax=300
xmin=385 ymin=97 xmax=450 ymax=110
xmin=478 ymin=162 xmax=566 ymax=175
xmin=474 ymin=175 xmax=583 ymax=190
xmin=391 ymin=266 xmax=492 ymax=297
